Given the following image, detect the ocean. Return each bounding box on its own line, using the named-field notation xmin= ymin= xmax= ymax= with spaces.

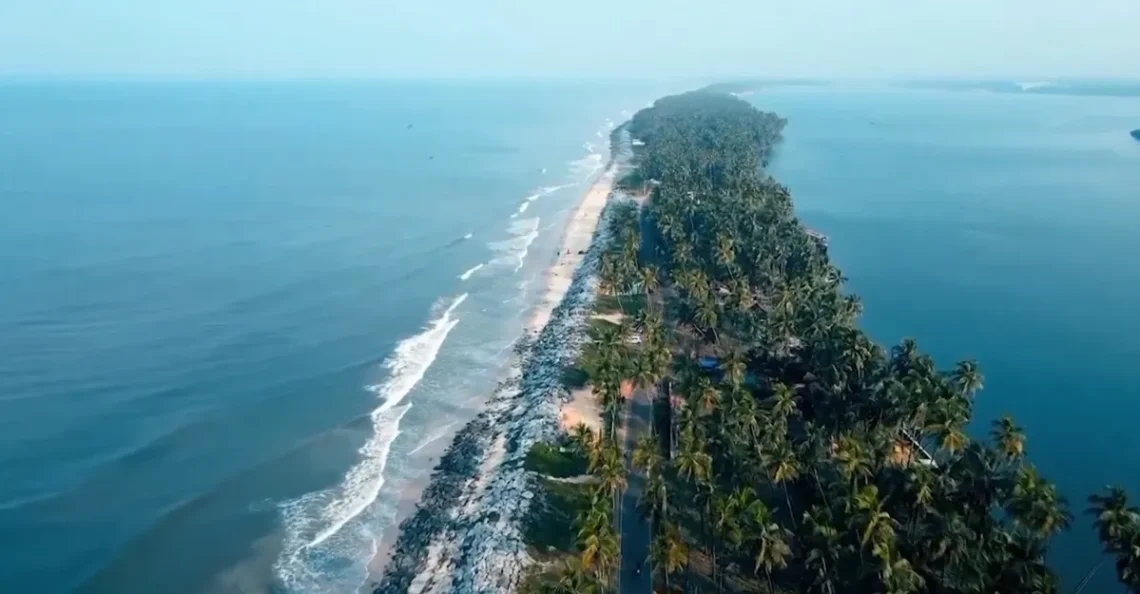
xmin=0 ymin=80 xmax=677 ymax=594
xmin=757 ymin=84 xmax=1140 ymax=590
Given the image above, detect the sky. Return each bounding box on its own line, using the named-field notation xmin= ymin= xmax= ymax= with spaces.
xmin=1 ymin=0 xmax=1138 ymax=79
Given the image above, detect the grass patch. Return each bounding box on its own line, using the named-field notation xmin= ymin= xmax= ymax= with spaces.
xmin=524 ymin=477 xmax=592 ymax=553
xmin=525 ymin=441 xmax=588 ymax=478
xmin=594 ymin=294 xmax=647 ymax=316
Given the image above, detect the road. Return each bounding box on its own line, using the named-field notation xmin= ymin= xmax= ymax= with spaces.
xmin=619 ymin=388 xmax=654 ymax=594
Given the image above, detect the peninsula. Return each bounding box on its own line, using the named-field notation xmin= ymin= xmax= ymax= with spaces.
xmin=517 ymin=90 xmax=1140 ymax=594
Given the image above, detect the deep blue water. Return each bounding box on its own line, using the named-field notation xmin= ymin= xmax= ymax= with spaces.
xmin=0 ymin=80 xmax=677 ymax=594
xmin=759 ymin=85 xmax=1140 ymax=590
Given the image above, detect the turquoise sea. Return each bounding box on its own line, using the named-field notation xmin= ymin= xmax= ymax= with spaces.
xmin=1 ymin=80 xmax=1138 ymax=593
xmin=0 ymin=80 xmax=677 ymax=594
xmin=758 ymin=84 xmax=1140 ymax=590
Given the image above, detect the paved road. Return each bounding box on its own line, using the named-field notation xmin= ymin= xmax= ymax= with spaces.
xmin=619 ymin=389 xmax=654 ymax=594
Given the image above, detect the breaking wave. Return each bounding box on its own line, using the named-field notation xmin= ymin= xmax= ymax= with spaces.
xmin=274 ymin=294 xmax=468 ymax=592
xmin=490 ymin=217 xmax=540 ymax=274
xmin=459 ymin=263 xmax=485 ymax=281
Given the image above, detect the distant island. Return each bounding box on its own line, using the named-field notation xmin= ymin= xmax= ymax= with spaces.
xmin=1131 ymin=129 xmax=1140 ymax=141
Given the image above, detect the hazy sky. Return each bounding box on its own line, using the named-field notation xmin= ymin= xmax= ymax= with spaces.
xmin=2 ymin=0 xmax=1137 ymax=79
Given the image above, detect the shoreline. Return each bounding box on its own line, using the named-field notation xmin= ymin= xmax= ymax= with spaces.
xmin=368 ymin=129 xmax=629 ymax=594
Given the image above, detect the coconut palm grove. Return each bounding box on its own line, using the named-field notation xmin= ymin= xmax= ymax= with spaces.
xmin=520 ymin=90 xmax=1140 ymax=594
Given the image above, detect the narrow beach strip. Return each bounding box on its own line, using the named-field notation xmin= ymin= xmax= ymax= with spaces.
xmin=368 ymin=130 xmax=628 ymax=594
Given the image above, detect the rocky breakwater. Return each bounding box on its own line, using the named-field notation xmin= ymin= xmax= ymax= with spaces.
xmin=372 ymin=198 xmax=628 ymax=594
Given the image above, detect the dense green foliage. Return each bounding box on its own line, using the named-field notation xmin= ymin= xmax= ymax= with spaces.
xmin=546 ymin=90 xmax=1140 ymax=594
xmin=526 ymin=440 xmax=590 ymax=478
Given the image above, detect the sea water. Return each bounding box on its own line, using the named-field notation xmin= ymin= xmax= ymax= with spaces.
xmin=758 ymin=84 xmax=1140 ymax=590
xmin=0 ymin=80 xmax=678 ymax=594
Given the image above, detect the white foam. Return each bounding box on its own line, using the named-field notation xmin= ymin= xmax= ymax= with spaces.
xmin=517 ymin=201 xmax=529 ymax=215
xmin=526 ymin=184 xmax=571 ymax=203
xmin=459 ymin=263 xmax=484 ymax=281
xmin=274 ymin=294 xmax=468 ymax=590
xmin=463 ymin=232 xmax=473 ymax=240
xmin=490 ymin=217 xmax=540 ymax=274
xmin=569 ymin=153 xmax=604 ymax=179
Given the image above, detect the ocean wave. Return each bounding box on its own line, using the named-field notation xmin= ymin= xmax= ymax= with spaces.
xmin=464 ymin=232 xmax=473 ymax=240
xmin=490 ymin=217 xmax=540 ymax=275
xmin=274 ymin=293 xmax=468 ymax=591
xmin=569 ymin=153 xmax=604 ymax=179
xmin=459 ymin=263 xmax=485 ymax=281
xmin=516 ymin=201 xmax=529 ymax=215
xmin=525 ymin=184 xmax=572 ymax=203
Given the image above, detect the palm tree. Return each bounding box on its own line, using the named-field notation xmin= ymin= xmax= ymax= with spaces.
xmin=675 ymin=431 xmax=711 ymax=485
xmin=769 ymin=382 xmax=799 ymax=421
xmin=1088 ymin=486 xmax=1140 ymax=546
xmin=991 ymin=415 xmax=1027 ymax=460
xmin=950 ymin=359 xmax=984 ymax=398
xmin=556 ymin=557 xmax=599 ymax=594
xmin=747 ymin=499 xmax=792 ymax=593
xmin=640 ymin=265 xmax=660 ymax=296
xmin=720 ymin=349 xmax=747 ymax=389
xmin=936 ymin=422 xmax=969 ymax=455
xmin=831 ymin=434 xmax=873 ymax=489
xmin=715 ymin=231 xmax=737 ymax=279
xmin=766 ymin=439 xmax=801 ymax=528
xmin=571 ymin=423 xmax=595 ymax=454
xmin=1008 ymin=466 xmax=1072 ymax=538
xmin=696 ymin=376 xmax=721 ymax=416
xmin=853 ymin=485 xmax=899 ymax=559
xmin=653 ymin=521 xmax=689 ymax=593
xmin=581 ymin=526 xmax=620 ymax=587
xmin=802 ymin=506 xmax=842 ymax=594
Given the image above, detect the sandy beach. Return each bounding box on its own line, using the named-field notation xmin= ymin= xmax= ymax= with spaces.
xmin=529 ymin=164 xmax=617 ymax=332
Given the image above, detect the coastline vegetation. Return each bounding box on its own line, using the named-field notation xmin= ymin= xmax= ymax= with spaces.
xmin=521 ymin=89 xmax=1140 ymax=594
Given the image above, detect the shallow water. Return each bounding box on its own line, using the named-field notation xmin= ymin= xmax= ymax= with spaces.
xmin=0 ymin=80 xmax=677 ymax=594
xmin=759 ymin=84 xmax=1140 ymax=589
